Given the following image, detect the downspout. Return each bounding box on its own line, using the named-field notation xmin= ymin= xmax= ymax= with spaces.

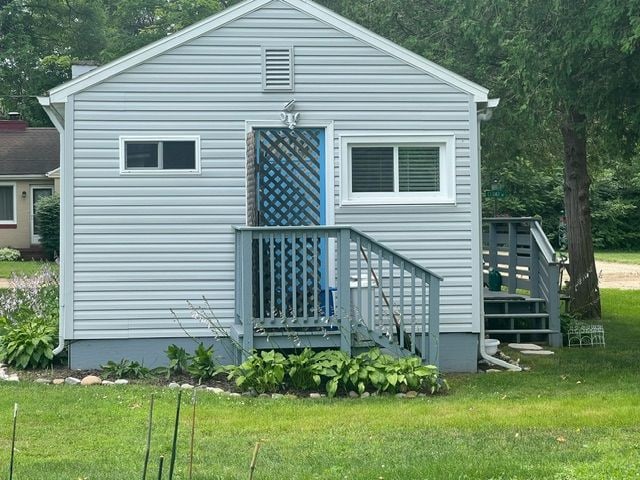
xmin=37 ymin=96 xmax=66 ymax=356
xmin=476 ymin=99 xmax=521 ymax=372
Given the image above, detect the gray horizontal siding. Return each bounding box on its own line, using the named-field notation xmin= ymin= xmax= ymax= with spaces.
xmin=70 ymin=0 xmax=478 ymax=340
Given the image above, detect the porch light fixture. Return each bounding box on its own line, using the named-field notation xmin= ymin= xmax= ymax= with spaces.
xmin=280 ymin=99 xmax=299 ymax=130
xmin=21 ymin=191 xmax=27 ymax=199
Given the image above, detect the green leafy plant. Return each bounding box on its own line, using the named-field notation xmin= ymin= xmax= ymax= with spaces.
xmin=101 ymin=359 xmax=151 ymax=379
xmin=227 ymin=350 xmax=287 ymax=394
xmin=164 ymin=344 xmax=190 ymax=378
xmin=187 ymin=343 xmax=218 ymax=382
xmin=286 ymin=348 xmax=322 ymax=390
xmin=0 ymin=319 xmax=56 ymax=369
xmin=0 ymin=248 xmax=21 ymax=261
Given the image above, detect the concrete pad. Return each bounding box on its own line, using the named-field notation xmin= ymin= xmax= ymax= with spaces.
xmin=508 ymin=343 xmax=543 ymax=351
xmin=521 ymin=350 xmax=554 ymax=355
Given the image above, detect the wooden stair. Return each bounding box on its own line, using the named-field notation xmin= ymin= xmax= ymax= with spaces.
xmin=484 ymin=292 xmax=558 ymax=344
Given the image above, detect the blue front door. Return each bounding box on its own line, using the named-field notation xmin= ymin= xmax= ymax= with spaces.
xmin=254 ymin=128 xmax=326 ymax=318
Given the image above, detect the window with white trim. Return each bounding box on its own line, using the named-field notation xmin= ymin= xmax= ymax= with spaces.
xmin=0 ymin=183 xmax=16 ymax=224
xmin=119 ymin=136 xmax=201 ymax=174
xmin=341 ymin=135 xmax=456 ymax=205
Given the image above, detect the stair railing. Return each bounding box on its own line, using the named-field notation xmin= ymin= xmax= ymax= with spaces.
xmin=482 ymin=218 xmax=562 ymax=346
xmin=234 ymin=225 xmax=442 ymax=364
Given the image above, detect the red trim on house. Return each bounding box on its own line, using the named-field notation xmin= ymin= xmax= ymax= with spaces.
xmin=0 ymin=224 xmax=17 ymax=229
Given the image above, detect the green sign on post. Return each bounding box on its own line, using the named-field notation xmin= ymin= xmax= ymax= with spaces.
xmin=484 ymin=190 xmax=506 ymax=198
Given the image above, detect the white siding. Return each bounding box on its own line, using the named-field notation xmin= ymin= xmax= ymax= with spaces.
xmin=70 ymin=0 xmax=478 ymax=339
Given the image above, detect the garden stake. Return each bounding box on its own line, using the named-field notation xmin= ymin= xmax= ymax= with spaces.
xmin=248 ymin=442 xmax=261 ymax=480
xmin=142 ymin=394 xmax=155 ymax=480
xmin=188 ymin=391 xmax=197 ymax=480
xmin=168 ymin=391 xmax=182 ymax=480
xmin=9 ymin=403 xmax=18 ymax=480
xmin=157 ymin=456 xmax=164 ymax=480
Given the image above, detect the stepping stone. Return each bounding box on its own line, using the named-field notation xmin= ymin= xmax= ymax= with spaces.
xmin=521 ymin=350 xmax=554 ymax=355
xmin=508 ymin=343 xmax=543 ymax=351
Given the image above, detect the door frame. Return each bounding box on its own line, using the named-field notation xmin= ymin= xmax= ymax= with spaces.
xmin=245 ymin=119 xmax=336 ymax=281
xmin=30 ymin=184 xmax=54 ymax=244
xmin=245 ymin=120 xmax=335 ymax=228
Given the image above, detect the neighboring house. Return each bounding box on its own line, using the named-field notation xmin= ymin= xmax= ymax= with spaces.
xmin=38 ymin=0 xmax=507 ymax=372
xmin=0 ymin=117 xmax=59 ymax=257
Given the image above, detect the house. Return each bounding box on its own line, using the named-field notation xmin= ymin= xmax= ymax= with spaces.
xmin=38 ymin=0 xmax=559 ymax=373
xmin=0 ymin=115 xmax=59 ymax=258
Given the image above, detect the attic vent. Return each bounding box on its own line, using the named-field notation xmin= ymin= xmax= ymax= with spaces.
xmin=263 ymin=47 xmax=294 ymax=91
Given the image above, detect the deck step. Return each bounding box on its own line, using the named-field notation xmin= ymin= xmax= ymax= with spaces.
xmin=484 ymin=297 xmax=546 ymax=303
xmin=484 ymin=313 xmax=549 ymax=319
xmin=486 ymin=329 xmax=555 ymax=334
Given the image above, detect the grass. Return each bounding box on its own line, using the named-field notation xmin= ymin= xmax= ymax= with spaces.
xmin=0 ymin=261 xmax=54 ymax=279
xmin=0 ymin=289 xmax=639 ymax=479
xmin=594 ymin=250 xmax=640 ymax=265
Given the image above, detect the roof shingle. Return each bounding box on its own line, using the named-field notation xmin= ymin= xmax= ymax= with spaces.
xmin=0 ymin=128 xmax=59 ymax=176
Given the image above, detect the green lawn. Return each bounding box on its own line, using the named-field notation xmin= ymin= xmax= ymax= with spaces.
xmin=595 ymin=250 xmax=640 ymax=265
xmin=0 ymin=261 xmax=54 ymax=279
xmin=0 ymin=289 xmax=638 ymax=479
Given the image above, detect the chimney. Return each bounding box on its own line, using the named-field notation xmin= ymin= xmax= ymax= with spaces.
xmin=0 ymin=113 xmax=27 ymax=132
xmin=72 ymin=60 xmax=99 ymax=79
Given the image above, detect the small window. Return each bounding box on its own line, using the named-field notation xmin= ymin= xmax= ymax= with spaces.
xmin=120 ymin=136 xmax=200 ymax=174
xmin=341 ymin=135 xmax=455 ymax=205
xmin=263 ymin=47 xmax=294 ymax=91
xmin=0 ymin=184 xmax=16 ymax=224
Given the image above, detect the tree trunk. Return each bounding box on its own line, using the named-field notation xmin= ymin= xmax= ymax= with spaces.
xmin=561 ymin=109 xmax=601 ymax=319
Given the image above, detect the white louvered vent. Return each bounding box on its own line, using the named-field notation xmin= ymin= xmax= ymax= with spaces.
xmin=263 ymin=47 xmax=294 ymax=91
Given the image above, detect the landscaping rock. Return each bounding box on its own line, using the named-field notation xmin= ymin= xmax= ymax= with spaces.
xmin=207 ymin=387 xmax=225 ymax=395
xmin=180 ymin=383 xmax=194 ymax=390
xmin=521 ymin=350 xmax=554 ymax=355
xmin=52 ymin=378 xmax=65 ymax=385
xmin=229 ymin=392 xmax=241 ymax=398
xmin=35 ymin=378 xmax=52 ymax=384
xmin=395 ymin=393 xmax=406 ymax=398
xmin=81 ymin=375 xmax=102 ymax=386
xmin=405 ymin=391 xmax=418 ymax=398
xmin=168 ymin=382 xmax=180 ymax=389
xmin=271 ymin=393 xmax=284 ymax=399
xmin=259 ymin=393 xmax=270 ymax=398
xmin=65 ymin=377 xmax=81 ymax=385
xmin=508 ymin=343 xmax=543 ymax=351
xmin=101 ymin=380 xmax=115 ymax=385
xmin=309 ymin=393 xmax=322 ymax=399
xmin=242 ymin=391 xmax=257 ymax=397
xmin=7 ymin=374 xmax=19 ymax=382
xmin=348 ymin=391 xmax=359 ymax=398
xmin=114 ymin=379 xmax=129 ymax=385
xmin=360 ymin=392 xmax=370 ymax=398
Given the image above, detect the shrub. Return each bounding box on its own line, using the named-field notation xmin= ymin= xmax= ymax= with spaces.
xmin=0 ymin=319 xmax=56 ymax=369
xmin=101 ymin=359 xmax=151 ymax=379
xmin=35 ymin=193 xmax=60 ymax=258
xmin=0 ymin=247 xmax=20 ymax=261
xmin=227 ymin=348 xmax=448 ymax=397
xmin=187 ymin=343 xmax=218 ymax=382
xmin=164 ymin=344 xmax=190 ymax=378
xmin=227 ymin=350 xmax=287 ymax=394
xmin=0 ymin=265 xmax=59 ymax=369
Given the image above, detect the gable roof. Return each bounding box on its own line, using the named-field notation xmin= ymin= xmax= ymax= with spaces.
xmin=45 ymin=0 xmax=489 ymax=103
xmin=0 ymin=128 xmax=59 ymax=176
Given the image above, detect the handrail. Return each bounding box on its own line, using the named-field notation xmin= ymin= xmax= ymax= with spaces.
xmin=234 ymin=225 xmax=444 ymax=282
xmin=530 ymin=220 xmax=557 ymax=264
xmin=234 ymin=224 xmax=441 ymax=364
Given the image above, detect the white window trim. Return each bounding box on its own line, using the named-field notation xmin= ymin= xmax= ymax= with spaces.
xmin=0 ymin=182 xmax=17 ymax=224
xmin=340 ymin=133 xmax=456 ymax=206
xmin=119 ymin=136 xmax=201 ymax=175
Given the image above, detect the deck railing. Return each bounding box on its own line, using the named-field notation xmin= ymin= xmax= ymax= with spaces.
xmin=234 ymin=225 xmax=442 ymax=364
xmin=482 ymin=217 xmax=561 ymax=345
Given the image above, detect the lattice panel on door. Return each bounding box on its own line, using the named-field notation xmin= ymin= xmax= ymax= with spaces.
xmin=255 ymin=128 xmax=325 ymax=319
